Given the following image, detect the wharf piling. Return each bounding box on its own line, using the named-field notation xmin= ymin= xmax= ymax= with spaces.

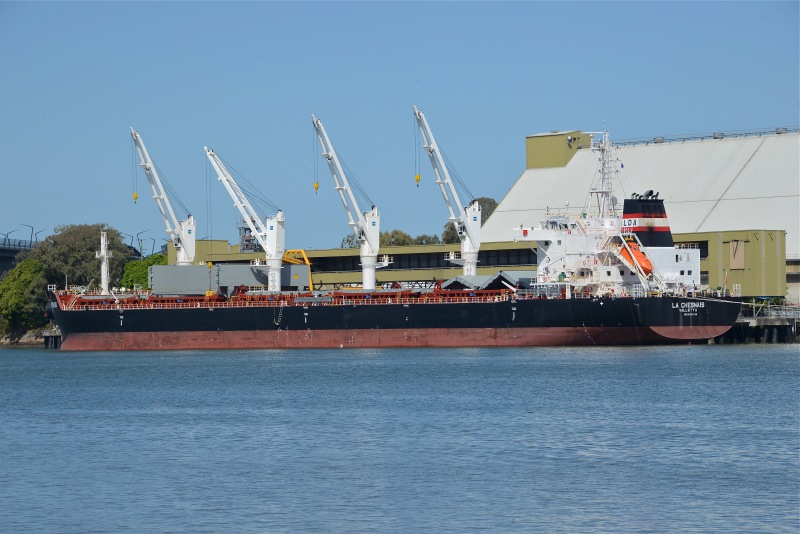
xmin=715 ymin=317 xmax=798 ymax=344
xmin=43 ymin=327 xmax=61 ymax=349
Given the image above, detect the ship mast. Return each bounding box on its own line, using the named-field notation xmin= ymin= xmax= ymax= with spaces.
xmin=586 ymin=129 xmax=622 ymax=220
xmin=95 ymin=231 xmax=111 ymax=295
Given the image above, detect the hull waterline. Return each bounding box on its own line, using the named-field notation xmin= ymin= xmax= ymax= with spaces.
xmin=52 ymin=294 xmax=741 ymax=351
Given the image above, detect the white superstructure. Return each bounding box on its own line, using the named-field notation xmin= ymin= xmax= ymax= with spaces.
xmin=513 ymin=131 xmax=707 ymax=298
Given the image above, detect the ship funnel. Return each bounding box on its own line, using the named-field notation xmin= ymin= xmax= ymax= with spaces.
xmin=621 ymin=193 xmax=674 ymax=248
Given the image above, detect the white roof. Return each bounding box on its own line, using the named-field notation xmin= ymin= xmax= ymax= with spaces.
xmin=483 ymin=132 xmax=800 ymax=256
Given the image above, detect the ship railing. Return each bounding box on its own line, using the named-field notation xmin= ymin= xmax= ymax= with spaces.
xmin=58 ymin=292 xmax=522 ymax=311
xmin=517 ymin=283 xmax=570 ymax=300
xmin=335 ymin=294 xmax=510 ymax=306
xmin=514 ymin=283 xmax=656 ymax=300
xmin=628 ymin=285 xmax=647 ymax=298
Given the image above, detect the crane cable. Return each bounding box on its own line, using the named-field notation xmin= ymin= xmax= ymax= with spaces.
xmin=215 ymin=154 xmax=280 ymax=214
xmin=205 ymin=156 xmax=213 ymax=244
xmin=441 ymin=149 xmax=476 ymax=204
xmin=312 ymin=125 xmax=319 ymax=194
xmin=414 ymin=115 xmax=421 ymax=187
xmin=131 ymin=141 xmax=139 ymax=203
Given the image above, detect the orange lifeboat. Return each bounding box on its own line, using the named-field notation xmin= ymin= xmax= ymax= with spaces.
xmin=620 ymin=241 xmax=653 ymax=275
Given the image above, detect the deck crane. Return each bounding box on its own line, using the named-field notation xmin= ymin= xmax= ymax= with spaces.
xmin=204 ymin=147 xmax=285 ymax=292
xmin=412 ymin=106 xmax=481 ymax=276
xmin=311 ymin=115 xmax=385 ymax=291
xmin=130 ymin=128 xmax=196 ymax=265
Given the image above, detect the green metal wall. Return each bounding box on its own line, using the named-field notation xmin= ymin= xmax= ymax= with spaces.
xmin=525 ymin=130 xmax=589 ymax=169
xmin=676 ymin=230 xmax=786 ymax=297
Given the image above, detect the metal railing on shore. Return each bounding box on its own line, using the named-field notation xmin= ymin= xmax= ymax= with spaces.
xmin=0 ymin=238 xmax=36 ymax=252
xmin=761 ymin=305 xmax=800 ymax=319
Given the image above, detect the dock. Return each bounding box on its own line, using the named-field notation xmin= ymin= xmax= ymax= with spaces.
xmin=716 ymin=304 xmax=799 ymax=344
xmin=43 ymin=327 xmax=61 ymax=349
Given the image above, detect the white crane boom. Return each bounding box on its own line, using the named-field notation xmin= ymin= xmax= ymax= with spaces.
xmin=412 ymin=106 xmax=481 ymax=276
xmin=311 ymin=115 xmax=382 ymax=290
xmin=130 ymin=128 xmax=196 ymax=265
xmin=204 ymin=147 xmax=285 ymax=292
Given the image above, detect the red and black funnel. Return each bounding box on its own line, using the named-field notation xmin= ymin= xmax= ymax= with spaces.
xmin=621 ymin=190 xmax=674 ymax=247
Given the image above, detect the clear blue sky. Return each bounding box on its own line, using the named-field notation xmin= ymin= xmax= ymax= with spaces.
xmin=1 ymin=1 xmax=797 ymax=252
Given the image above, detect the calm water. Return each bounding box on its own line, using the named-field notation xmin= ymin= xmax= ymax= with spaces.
xmin=0 ymin=344 xmax=797 ymax=533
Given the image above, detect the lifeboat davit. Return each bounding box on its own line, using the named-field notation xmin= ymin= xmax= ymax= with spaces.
xmin=620 ymin=241 xmax=653 ymax=275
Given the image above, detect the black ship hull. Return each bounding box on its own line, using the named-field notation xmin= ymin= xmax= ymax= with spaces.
xmin=51 ymin=294 xmax=741 ymax=351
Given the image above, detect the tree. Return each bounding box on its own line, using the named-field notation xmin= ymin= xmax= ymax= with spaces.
xmin=340 ymin=233 xmax=359 ymax=249
xmin=441 ymin=222 xmax=459 ymax=244
xmin=0 ymin=258 xmax=48 ymax=333
xmin=380 ymin=230 xmax=413 ymax=247
xmin=342 ymin=230 xmax=441 ymax=248
xmin=413 ymin=234 xmax=441 ymax=245
xmin=120 ymin=253 xmax=167 ymax=290
xmin=20 ymin=224 xmax=130 ymax=288
xmin=475 ymin=196 xmax=498 ymax=224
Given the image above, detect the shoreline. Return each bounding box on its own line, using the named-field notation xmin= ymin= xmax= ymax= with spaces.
xmin=1 ymin=329 xmax=45 ymax=347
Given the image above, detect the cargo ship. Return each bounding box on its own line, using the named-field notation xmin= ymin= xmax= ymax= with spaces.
xmin=48 ymin=131 xmax=741 ymax=350
xmin=49 ymin=285 xmax=740 ymax=351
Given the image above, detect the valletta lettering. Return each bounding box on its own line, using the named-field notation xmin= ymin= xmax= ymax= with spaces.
xmin=673 ymin=301 xmax=704 ymax=316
